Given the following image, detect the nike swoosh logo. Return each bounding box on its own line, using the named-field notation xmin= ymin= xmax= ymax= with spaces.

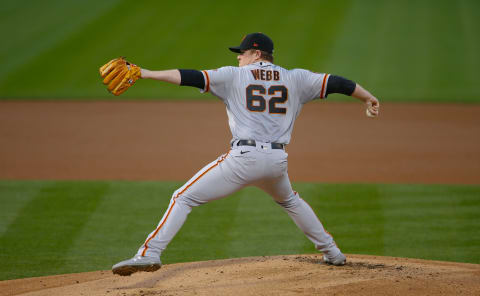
xmin=240 ymin=151 xmax=250 ymax=154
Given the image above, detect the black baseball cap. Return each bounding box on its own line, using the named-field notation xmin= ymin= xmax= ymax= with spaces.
xmin=229 ymin=33 xmax=274 ymax=54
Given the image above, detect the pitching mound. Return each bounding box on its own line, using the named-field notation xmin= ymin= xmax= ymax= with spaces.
xmin=2 ymin=254 xmax=479 ymax=296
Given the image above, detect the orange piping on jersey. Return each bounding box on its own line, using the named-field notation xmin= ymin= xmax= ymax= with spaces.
xmin=320 ymin=74 xmax=330 ymax=99
xmin=141 ymin=151 xmax=230 ymax=256
xmin=202 ymin=70 xmax=210 ymax=92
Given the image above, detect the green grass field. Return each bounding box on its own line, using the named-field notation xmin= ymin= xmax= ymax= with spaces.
xmin=1 ymin=0 xmax=479 ymax=102
xmin=1 ymin=180 xmax=479 ymax=280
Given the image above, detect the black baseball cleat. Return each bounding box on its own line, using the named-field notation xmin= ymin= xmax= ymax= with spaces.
xmin=112 ymin=255 xmax=161 ymax=276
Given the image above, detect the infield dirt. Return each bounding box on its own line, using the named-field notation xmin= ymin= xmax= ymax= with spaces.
xmin=1 ymin=101 xmax=479 ymax=295
xmin=1 ymin=101 xmax=479 ymax=184
xmin=1 ymin=254 xmax=479 ymax=296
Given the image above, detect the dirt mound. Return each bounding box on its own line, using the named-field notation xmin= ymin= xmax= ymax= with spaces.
xmin=2 ymin=254 xmax=479 ymax=296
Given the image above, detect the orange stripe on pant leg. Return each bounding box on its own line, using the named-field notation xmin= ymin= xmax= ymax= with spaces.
xmin=141 ymin=198 xmax=177 ymax=256
xmin=174 ymin=151 xmax=230 ymax=198
xmin=141 ymin=151 xmax=230 ymax=256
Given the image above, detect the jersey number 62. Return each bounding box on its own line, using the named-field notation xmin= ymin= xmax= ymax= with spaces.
xmin=246 ymin=85 xmax=288 ymax=114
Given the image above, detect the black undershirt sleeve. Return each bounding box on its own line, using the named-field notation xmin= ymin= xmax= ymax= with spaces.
xmin=179 ymin=69 xmax=205 ymax=89
xmin=325 ymin=75 xmax=356 ymax=97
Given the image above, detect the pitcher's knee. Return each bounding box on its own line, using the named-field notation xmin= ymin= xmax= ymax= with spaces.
xmin=174 ymin=192 xmax=204 ymax=208
xmin=275 ymin=192 xmax=300 ymax=209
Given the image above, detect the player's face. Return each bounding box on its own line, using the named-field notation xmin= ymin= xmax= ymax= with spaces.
xmin=237 ymin=50 xmax=260 ymax=67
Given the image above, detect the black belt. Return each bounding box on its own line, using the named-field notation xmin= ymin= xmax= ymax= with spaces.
xmin=235 ymin=140 xmax=285 ymax=150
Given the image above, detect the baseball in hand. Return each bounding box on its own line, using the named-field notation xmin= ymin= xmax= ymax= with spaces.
xmin=366 ymin=108 xmax=376 ymax=118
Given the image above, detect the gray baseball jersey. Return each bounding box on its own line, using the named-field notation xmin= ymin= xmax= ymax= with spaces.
xmin=201 ymin=61 xmax=330 ymax=144
xmin=135 ymin=62 xmax=342 ymax=263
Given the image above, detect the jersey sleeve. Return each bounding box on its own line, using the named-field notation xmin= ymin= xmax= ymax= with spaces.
xmin=294 ymin=69 xmax=331 ymax=104
xmin=200 ymin=66 xmax=236 ymax=100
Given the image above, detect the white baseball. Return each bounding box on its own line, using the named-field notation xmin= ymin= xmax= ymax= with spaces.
xmin=366 ymin=108 xmax=375 ymax=118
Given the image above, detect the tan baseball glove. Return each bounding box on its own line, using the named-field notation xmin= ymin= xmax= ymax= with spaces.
xmin=99 ymin=57 xmax=141 ymax=96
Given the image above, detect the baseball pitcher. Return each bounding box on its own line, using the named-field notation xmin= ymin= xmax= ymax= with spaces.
xmin=101 ymin=33 xmax=380 ymax=276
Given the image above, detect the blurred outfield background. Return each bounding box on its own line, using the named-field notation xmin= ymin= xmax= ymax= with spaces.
xmin=0 ymin=0 xmax=479 ymax=101
xmin=1 ymin=0 xmax=479 ymax=280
